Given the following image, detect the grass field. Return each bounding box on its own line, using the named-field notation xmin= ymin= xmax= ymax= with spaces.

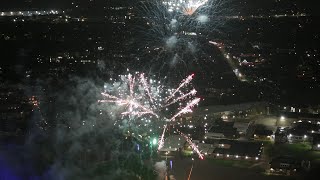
xmin=207 ymin=158 xmax=264 ymax=171
xmin=264 ymin=142 xmax=320 ymax=165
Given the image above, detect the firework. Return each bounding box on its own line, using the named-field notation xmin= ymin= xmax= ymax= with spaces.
xmin=134 ymin=0 xmax=229 ymax=76
xmin=169 ymin=97 xmax=200 ymax=121
xmin=101 ymin=72 xmax=198 ymax=119
xmin=166 ymin=74 xmax=195 ymax=102
xmin=158 ymin=124 xmax=167 ymax=150
xmin=162 ymin=0 xmax=208 ymax=15
xmin=100 ymin=72 xmax=200 ymax=156
xmin=178 ymin=130 xmax=204 ymax=159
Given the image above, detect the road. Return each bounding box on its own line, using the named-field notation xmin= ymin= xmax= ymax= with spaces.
xmin=254 ymin=115 xmax=293 ymax=129
xmin=209 ymin=41 xmax=247 ymax=82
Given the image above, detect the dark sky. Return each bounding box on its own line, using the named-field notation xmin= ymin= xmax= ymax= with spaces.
xmin=0 ymin=0 xmax=68 ymax=9
xmin=0 ymin=0 xmax=130 ymax=9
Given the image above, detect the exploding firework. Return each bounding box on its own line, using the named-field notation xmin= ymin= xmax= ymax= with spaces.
xmin=100 ymin=72 xmax=200 ymax=150
xmin=100 ymin=73 xmax=198 ymax=119
xmin=101 ymin=72 xmax=198 ymax=117
xmin=162 ymin=0 xmax=209 ymax=15
xmin=133 ymin=0 xmax=230 ymax=76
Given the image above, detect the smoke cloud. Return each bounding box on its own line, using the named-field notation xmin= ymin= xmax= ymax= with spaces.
xmin=154 ymin=160 xmax=167 ymax=180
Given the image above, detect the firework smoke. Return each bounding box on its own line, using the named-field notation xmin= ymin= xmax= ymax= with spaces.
xmin=134 ymin=0 xmax=230 ymax=75
xmin=154 ymin=160 xmax=167 ymax=180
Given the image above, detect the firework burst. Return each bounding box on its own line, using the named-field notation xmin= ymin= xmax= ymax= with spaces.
xmin=100 ymin=71 xmax=198 ymax=118
xmin=133 ymin=0 xmax=230 ymax=76
xmin=100 ymin=71 xmax=200 ymax=154
xmin=162 ymin=0 xmax=209 ymax=15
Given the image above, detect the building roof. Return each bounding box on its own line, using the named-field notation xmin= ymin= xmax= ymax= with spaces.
xmin=280 ymin=112 xmax=320 ymax=120
xmin=254 ymin=129 xmax=273 ymax=136
xmin=213 ymin=141 xmax=262 ymax=157
xmin=270 ymin=156 xmax=299 ymax=165
xmin=192 ymin=102 xmax=268 ymax=116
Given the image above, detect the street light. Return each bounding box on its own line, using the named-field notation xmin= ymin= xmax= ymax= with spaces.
xmin=152 ymin=138 xmax=157 ymax=145
xmin=150 ymin=138 xmax=158 ymax=162
xmin=277 ymin=116 xmax=285 ymax=126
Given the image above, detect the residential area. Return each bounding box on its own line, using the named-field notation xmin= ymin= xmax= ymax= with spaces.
xmin=158 ymin=102 xmax=320 ymax=178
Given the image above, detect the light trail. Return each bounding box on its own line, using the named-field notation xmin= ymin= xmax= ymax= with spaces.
xmin=165 ymin=89 xmax=197 ymax=107
xmin=166 ymin=74 xmax=194 ymax=102
xmin=187 ymin=162 xmax=194 ymax=180
xmin=140 ymin=73 xmax=154 ymax=103
xmin=158 ymin=124 xmax=167 ymax=150
xmin=209 ymin=41 xmax=247 ymax=82
xmin=178 ymin=130 xmax=204 ymax=159
xmin=169 ymin=98 xmax=200 ymax=121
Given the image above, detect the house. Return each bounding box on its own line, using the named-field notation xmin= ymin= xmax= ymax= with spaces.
xmin=279 ymin=112 xmax=320 ymax=125
xmin=274 ymin=127 xmax=288 ymax=144
xmin=287 ymin=128 xmax=309 ymax=143
xmin=233 ymin=122 xmax=249 ymax=135
xmin=204 ymin=120 xmax=239 ymax=139
xmin=196 ymin=143 xmax=215 ymax=156
xmin=312 ymin=134 xmax=320 ymax=151
xmin=211 ymin=140 xmax=262 ymax=161
xmin=253 ymin=128 xmax=273 ymax=140
xmin=269 ymin=156 xmax=300 ymax=175
xmin=217 ymin=139 xmax=232 ymax=149
xmin=287 ymin=121 xmax=318 ymax=143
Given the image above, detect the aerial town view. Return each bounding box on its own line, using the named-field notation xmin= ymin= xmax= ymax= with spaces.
xmin=0 ymin=0 xmax=319 ymax=179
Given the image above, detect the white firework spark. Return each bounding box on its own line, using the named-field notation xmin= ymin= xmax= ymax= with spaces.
xmin=101 ymin=72 xmax=198 ymax=119
xmin=100 ymin=72 xmax=200 ymax=155
xmin=163 ymin=0 xmax=208 ymax=15
xmin=166 ymin=74 xmax=195 ymax=102
xmin=169 ymin=97 xmax=200 ymax=121
xmin=178 ymin=130 xmax=204 ymax=159
xmin=158 ymin=124 xmax=167 ymax=150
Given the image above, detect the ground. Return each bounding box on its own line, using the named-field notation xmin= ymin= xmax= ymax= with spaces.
xmin=264 ymin=142 xmax=320 ymax=164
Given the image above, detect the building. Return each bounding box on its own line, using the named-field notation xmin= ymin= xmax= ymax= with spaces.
xmin=311 ymin=134 xmax=320 ymax=151
xmin=181 ymin=102 xmax=269 ymax=123
xmin=287 ymin=130 xmax=309 ymax=143
xmin=287 ymin=121 xmax=319 ymax=143
xmin=269 ymin=156 xmax=301 ymax=175
xmin=211 ymin=140 xmax=262 ymax=161
xmin=279 ymin=112 xmax=320 ymax=125
xmin=253 ymin=125 xmax=273 ymax=140
xmin=274 ymin=127 xmax=288 ymax=144
xmin=204 ymin=120 xmax=239 ymax=139
xmin=196 ymin=142 xmax=215 ymax=156
xmin=0 ymin=84 xmax=31 ymax=136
